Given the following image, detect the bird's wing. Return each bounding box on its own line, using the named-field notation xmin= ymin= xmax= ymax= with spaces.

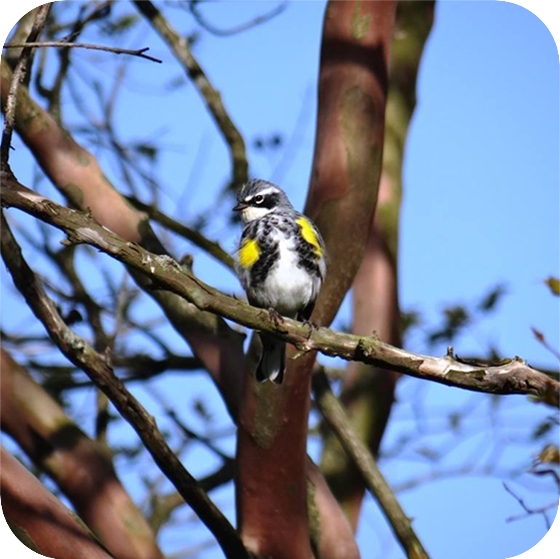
xmin=295 ymin=215 xmax=325 ymax=259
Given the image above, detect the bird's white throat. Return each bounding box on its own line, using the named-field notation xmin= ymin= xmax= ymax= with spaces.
xmin=241 ymin=206 xmax=274 ymax=223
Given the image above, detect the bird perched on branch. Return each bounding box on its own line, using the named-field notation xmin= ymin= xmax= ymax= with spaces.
xmin=234 ymin=179 xmax=326 ymax=384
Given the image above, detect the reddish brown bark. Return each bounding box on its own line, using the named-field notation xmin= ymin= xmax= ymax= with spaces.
xmin=307 ymin=460 xmax=359 ymax=559
xmin=237 ymin=2 xmax=395 ymax=557
xmin=1 ymin=348 xmax=164 ymax=559
xmin=320 ymin=0 xmax=435 ymax=530
xmin=237 ymin=363 xmax=314 ymax=559
xmin=306 ymin=0 xmax=396 ymax=326
xmin=1 ymin=446 xmax=114 ymax=559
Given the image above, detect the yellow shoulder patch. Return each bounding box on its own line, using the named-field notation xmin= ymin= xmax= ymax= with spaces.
xmin=296 ymin=216 xmax=323 ymax=258
xmin=238 ymin=237 xmax=260 ymax=269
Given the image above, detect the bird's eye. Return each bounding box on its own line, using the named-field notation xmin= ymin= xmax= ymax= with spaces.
xmin=254 ymin=195 xmax=264 ymax=205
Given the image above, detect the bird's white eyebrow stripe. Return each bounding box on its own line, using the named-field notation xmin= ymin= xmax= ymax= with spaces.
xmin=244 ymin=186 xmax=279 ymax=202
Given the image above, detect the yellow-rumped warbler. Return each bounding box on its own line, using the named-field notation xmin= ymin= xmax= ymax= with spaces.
xmin=234 ymin=179 xmax=326 ymax=383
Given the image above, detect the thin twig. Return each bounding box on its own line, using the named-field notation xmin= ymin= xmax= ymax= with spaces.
xmin=134 ymin=1 xmax=248 ymax=189
xmin=503 ymin=482 xmax=556 ymax=530
xmin=189 ymin=1 xmax=287 ymax=37
xmin=3 ymin=42 xmax=162 ymax=63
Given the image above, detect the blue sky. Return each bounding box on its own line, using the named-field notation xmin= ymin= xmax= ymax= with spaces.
xmin=1 ymin=1 xmax=559 ymax=559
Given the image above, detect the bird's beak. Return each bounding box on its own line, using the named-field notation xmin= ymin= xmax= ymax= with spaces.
xmin=232 ymin=202 xmax=247 ymax=212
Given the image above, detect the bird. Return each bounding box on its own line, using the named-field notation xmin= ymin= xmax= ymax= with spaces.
xmin=234 ymin=179 xmax=326 ymax=384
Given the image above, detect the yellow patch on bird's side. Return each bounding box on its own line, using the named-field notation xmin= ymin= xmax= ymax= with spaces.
xmin=238 ymin=238 xmax=260 ymax=268
xmin=296 ymin=217 xmax=323 ymax=258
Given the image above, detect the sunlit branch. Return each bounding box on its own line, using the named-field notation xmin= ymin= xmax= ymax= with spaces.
xmin=3 ymin=172 xmax=558 ymax=408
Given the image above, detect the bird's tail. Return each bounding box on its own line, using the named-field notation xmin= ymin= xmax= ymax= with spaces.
xmin=256 ymin=334 xmax=286 ymax=384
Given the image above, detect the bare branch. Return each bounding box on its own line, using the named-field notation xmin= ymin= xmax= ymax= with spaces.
xmin=3 ymin=173 xmax=558 ymax=408
xmin=503 ymin=482 xmax=556 ymax=530
xmin=3 ymin=42 xmax=162 ymax=63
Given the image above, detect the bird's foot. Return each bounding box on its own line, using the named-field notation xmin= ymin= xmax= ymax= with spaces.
xmin=267 ymin=307 xmax=285 ymax=328
xmin=300 ymin=317 xmax=317 ymax=339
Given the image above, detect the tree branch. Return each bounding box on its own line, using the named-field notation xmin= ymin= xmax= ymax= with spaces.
xmin=189 ymin=1 xmax=287 ymax=37
xmin=321 ymin=0 xmax=436 ymax=527
xmin=3 ymin=173 xmax=557 ymax=408
xmin=3 ymin=42 xmax=162 ymax=63
xmin=125 ymin=195 xmax=235 ymax=271
xmin=1 ymin=447 xmax=114 ymax=559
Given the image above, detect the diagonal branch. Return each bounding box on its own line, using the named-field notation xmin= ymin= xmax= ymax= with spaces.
xmin=313 ymin=371 xmax=429 ymax=559
xmin=3 ymin=172 xmax=558 ymax=408
xmin=0 ymin=208 xmax=251 ymax=559
xmin=125 ymin=195 xmax=235 ymax=270
xmin=134 ymin=0 xmax=248 ymax=189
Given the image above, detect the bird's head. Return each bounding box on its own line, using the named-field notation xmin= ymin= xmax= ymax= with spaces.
xmin=233 ymin=179 xmax=293 ymax=224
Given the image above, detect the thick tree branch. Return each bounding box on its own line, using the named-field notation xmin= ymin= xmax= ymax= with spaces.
xmin=321 ymin=0 xmax=436 ymax=528
xmin=1 ymin=447 xmax=114 ymax=559
xmin=235 ymin=3 xmax=397 ymax=555
xmin=3 ymin=174 xmax=557 ymax=408
xmin=1 ymin=348 xmax=165 ymax=559
xmin=0 ymin=208 xmax=251 ymax=559
xmin=314 ymin=371 xmax=429 ymax=559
